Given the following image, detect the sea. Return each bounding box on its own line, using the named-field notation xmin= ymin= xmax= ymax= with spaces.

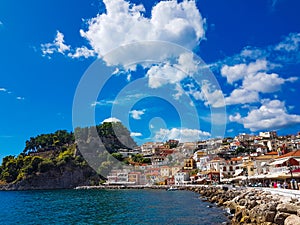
xmin=0 ymin=189 xmax=229 ymax=225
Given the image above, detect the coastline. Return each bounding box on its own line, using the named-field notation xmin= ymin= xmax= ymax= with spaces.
xmin=2 ymin=183 xmax=300 ymax=224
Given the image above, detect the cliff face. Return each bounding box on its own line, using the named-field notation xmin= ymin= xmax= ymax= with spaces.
xmin=0 ymin=163 xmax=101 ymax=191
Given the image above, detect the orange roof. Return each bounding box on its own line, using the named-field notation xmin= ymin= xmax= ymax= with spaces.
xmin=231 ymin=157 xmax=242 ymax=161
xmin=266 ymin=151 xmax=278 ymax=155
xmin=277 ymin=149 xmax=300 ymax=159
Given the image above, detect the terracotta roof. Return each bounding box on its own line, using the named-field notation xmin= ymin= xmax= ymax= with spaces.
xmin=277 ymin=149 xmax=300 ymax=159
xmin=266 ymin=151 xmax=278 ymax=155
xmin=231 ymin=157 xmax=243 ymax=161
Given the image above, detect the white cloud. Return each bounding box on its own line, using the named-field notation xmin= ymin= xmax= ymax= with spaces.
xmin=275 ymin=33 xmax=300 ymax=52
xmin=154 ymin=127 xmax=210 ymax=142
xmin=147 ymin=52 xmax=200 ymax=89
xmin=222 ymin=59 xmax=298 ymax=105
xmin=130 ymin=132 xmax=142 ymax=137
xmin=173 ymin=83 xmax=185 ymax=100
xmin=81 ymin=0 xmax=205 ymax=57
xmin=228 ymin=113 xmax=242 ymax=123
xmin=102 ymin=117 xmax=121 ymax=123
xmin=221 ymin=59 xmax=267 ymax=84
xmin=191 ymin=80 xmax=225 ymax=108
xmin=0 ymin=88 xmax=7 ymax=92
xmin=16 ymin=96 xmax=25 ymax=100
xmin=130 ymin=109 xmax=145 ymax=120
xmin=147 ymin=63 xmax=181 ymax=88
xmin=41 ymin=31 xmax=70 ymax=56
xmin=243 ymin=72 xmax=285 ymax=93
xmin=230 ymin=99 xmax=300 ymax=131
xmin=68 ymin=46 xmax=95 ymax=58
xmin=91 ymin=100 xmax=115 ymax=107
xmin=225 ymin=89 xmax=259 ymax=105
xmin=42 ymin=0 xmax=205 ymax=67
xmin=221 ymin=63 xmax=248 ymax=84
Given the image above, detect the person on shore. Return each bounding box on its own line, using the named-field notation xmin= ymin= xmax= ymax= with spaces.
xmin=273 ymin=181 xmax=277 ymax=188
xmin=277 ymin=182 xmax=281 ymax=188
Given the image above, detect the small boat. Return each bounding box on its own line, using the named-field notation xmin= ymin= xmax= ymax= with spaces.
xmin=167 ymin=186 xmax=178 ymax=191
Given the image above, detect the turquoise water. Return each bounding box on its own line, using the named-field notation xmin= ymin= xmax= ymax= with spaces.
xmin=0 ymin=189 xmax=229 ymax=225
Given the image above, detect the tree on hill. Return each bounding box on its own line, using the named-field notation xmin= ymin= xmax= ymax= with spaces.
xmin=23 ymin=130 xmax=75 ymax=155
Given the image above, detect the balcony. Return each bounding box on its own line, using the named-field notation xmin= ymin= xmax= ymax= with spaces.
xmin=269 ymin=166 xmax=300 ymax=174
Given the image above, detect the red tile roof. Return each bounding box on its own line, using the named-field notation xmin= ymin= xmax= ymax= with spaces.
xmin=277 ymin=149 xmax=300 ymax=159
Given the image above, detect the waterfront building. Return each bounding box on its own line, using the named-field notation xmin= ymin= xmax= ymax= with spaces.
xmin=174 ymin=171 xmax=190 ymax=185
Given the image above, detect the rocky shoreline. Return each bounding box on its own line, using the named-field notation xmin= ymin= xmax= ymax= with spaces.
xmin=187 ymin=186 xmax=300 ymax=225
xmin=76 ymin=185 xmax=300 ymax=225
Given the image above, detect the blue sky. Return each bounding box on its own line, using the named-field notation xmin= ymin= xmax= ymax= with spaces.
xmin=1 ymin=0 xmax=300 ymax=160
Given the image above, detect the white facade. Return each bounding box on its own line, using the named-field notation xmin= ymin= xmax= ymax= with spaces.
xmin=174 ymin=171 xmax=190 ymax=185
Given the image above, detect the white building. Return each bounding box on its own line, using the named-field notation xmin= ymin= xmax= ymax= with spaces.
xmin=174 ymin=171 xmax=190 ymax=185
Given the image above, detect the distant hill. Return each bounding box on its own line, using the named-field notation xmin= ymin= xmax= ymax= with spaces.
xmin=0 ymin=122 xmax=136 ymax=190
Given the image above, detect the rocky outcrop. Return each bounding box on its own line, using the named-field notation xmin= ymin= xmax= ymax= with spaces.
xmin=187 ymin=186 xmax=300 ymax=225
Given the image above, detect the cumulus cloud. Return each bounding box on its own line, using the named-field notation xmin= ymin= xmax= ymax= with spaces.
xmin=146 ymin=52 xmax=199 ymax=89
xmin=221 ymin=59 xmax=298 ymax=105
xmin=0 ymin=88 xmax=7 ymax=92
xmin=189 ymin=80 xmax=225 ymax=108
xmin=68 ymin=46 xmax=95 ymax=58
xmin=243 ymin=72 xmax=285 ymax=93
xmin=225 ymin=89 xmax=259 ymax=105
xmin=229 ymin=99 xmax=300 ymax=131
xmin=42 ymin=0 xmax=205 ymax=63
xmin=154 ymin=127 xmax=210 ymax=142
xmin=102 ymin=117 xmax=121 ymax=123
xmin=80 ymin=0 xmax=205 ymax=57
xmin=221 ymin=59 xmax=267 ymax=84
xmin=130 ymin=109 xmax=145 ymax=120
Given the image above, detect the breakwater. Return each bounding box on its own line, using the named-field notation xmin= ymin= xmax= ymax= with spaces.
xmin=76 ymin=185 xmax=300 ymax=225
xmin=186 ymin=186 xmax=300 ymax=225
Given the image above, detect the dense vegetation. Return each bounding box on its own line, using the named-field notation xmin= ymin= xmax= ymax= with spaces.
xmin=0 ymin=144 xmax=86 ymax=184
xmin=0 ymin=122 xmax=138 ymax=186
xmin=75 ymin=122 xmax=136 ymax=153
xmin=23 ymin=130 xmax=74 ymax=154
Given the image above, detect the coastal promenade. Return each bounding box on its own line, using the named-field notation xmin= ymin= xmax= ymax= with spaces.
xmin=254 ymin=187 xmax=300 ymax=200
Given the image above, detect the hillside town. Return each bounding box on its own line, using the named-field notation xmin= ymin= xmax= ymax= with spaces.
xmin=106 ymin=131 xmax=300 ymax=189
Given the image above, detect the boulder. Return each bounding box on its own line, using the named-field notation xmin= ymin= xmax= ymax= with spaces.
xmin=284 ymin=215 xmax=300 ymax=225
xmin=274 ymin=212 xmax=292 ymax=225
xmin=277 ymin=203 xmax=300 ymax=214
